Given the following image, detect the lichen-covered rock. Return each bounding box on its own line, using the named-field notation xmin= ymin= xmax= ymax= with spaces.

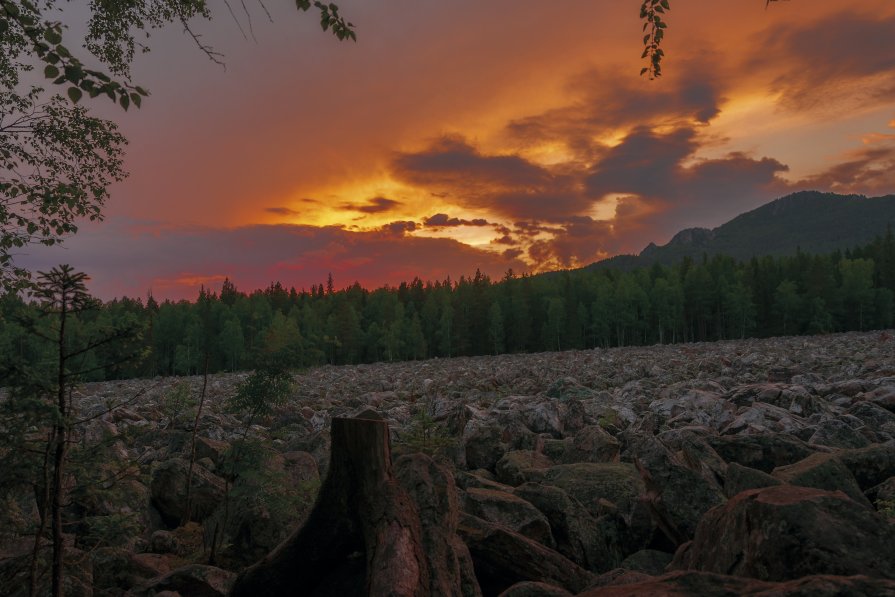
xmin=772 ymin=452 xmax=872 ymax=508
xmin=619 ymin=549 xmax=673 ymax=576
xmin=464 ymin=419 xmax=507 ymax=471
xmin=561 ymin=426 xmax=620 ymax=464
xmin=132 ymin=564 xmax=235 ymax=597
xmin=723 ymin=462 xmax=782 ymax=498
xmin=461 ymin=487 xmax=554 ymax=548
xmin=512 ymin=482 xmax=623 ymax=573
xmin=707 ymin=433 xmax=818 ymax=472
xmin=622 ymin=433 xmax=725 ymax=543
xmin=495 ymin=450 xmax=554 ymax=486
xmin=836 ymin=443 xmax=895 ymax=490
xmin=578 ymin=571 xmax=895 ymax=597
xmin=497 ymin=581 xmax=573 ymax=597
xmin=149 ymin=458 xmax=226 ymax=526
xmin=673 ymin=485 xmax=895 ymax=581
xmin=808 ymin=418 xmax=871 ymax=449
xmin=538 ymin=462 xmax=654 ymax=558
xmin=458 ymin=513 xmax=595 ymax=596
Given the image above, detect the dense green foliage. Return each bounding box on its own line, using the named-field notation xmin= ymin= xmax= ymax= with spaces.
xmin=3 ymin=231 xmax=893 ymax=380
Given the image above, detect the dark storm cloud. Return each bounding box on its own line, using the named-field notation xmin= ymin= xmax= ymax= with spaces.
xmin=392 ymin=135 xmax=590 ymax=221
xmin=526 ymin=216 xmax=615 ymax=268
xmin=505 ymin=62 xmax=726 ymax=155
xmin=586 ymin=126 xmax=791 ymax=233
xmin=393 ymin=135 xmax=552 ymax=190
xmin=797 ymin=141 xmax=895 ymax=196
xmin=266 ymin=206 xmax=301 ymax=216
xmin=341 ymin=196 xmax=403 ymax=214
xmin=424 ymin=213 xmax=490 ymax=227
xmin=753 ymin=12 xmax=895 ymax=110
xmin=380 ymin=220 xmax=418 ymax=236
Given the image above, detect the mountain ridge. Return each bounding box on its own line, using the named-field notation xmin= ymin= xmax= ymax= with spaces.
xmin=587 ymin=190 xmax=895 ymax=271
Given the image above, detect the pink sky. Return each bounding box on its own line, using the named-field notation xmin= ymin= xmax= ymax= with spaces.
xmin=16 ymin=0 xmax=895 ymax=300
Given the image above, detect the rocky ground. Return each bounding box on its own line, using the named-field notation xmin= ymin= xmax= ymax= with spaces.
xmin=3 ymin=330 xmax=895 ymax=596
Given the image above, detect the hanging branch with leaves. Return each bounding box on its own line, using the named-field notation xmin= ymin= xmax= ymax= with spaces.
xmin=0 ymin=0 xmax=355 ymax=291
xmin=639 ymin=0 xmax=670 ymax=79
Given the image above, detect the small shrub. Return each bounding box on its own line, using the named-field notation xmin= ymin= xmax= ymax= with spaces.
xmin=398 ymin=408 xmax=455 ymax=457
xmin=878 ymin=498 xmax=895 ymax=520
xmin=159 ymin=382 xmax=196 ymax=430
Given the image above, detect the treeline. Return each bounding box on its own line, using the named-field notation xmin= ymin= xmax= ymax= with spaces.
xmin=2 ymin=231 xmax=894 ymax=381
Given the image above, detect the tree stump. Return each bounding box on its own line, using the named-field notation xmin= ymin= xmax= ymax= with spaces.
xmin=230 ymin=415 xmax=431 ymax=596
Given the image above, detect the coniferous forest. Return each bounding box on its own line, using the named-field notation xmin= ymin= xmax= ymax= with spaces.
xmin=3 ymin=230 xmax=894 ymax=382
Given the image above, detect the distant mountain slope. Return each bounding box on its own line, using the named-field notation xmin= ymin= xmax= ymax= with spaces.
xmin=589 ymin=191 xmax=895 ymax=270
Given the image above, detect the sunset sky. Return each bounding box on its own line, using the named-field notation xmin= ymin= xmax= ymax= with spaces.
xmin=17 ymin=0 xmax=895 ymax=300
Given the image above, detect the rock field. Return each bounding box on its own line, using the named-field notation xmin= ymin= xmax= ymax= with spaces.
xmin=3 ymin=330 xmax=895 ymax=596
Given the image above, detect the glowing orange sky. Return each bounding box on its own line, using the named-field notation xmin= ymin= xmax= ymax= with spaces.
xmin=18 ymin=0 xmax=895 ymax=299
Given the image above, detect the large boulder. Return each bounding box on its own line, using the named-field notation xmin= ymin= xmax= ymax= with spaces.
xmin=772 ymin=453 xmax=872 ymax=508
xmin=721 ymin=402 xmax=810 ymax=436
xmin=578 ymin=571 xmax=895 ymax=596
xmin=723 ymin=462 xmax=781 ymax=498
xmin=836 ymin=443 xmax=895 ymax=490
xmin=458 ymin=513 xmax=595 ymax=596
xmin=619 ymin=549 xmax=673 ymax=576
xmin=281 ymin=450 xmax=320 ymax=485
xmin=464 ymin=420 xmax=507 ymax=471
xmin=132 ymin=564 xmax=235 ymax=597
xmin=808 ymin=419 xmax=871 ymax=449
xmin=194 ymin=437 xmax=230 ymax=467
xmin=864 ymin=384 xmax=895 ymax=413
xmin=495 ymin=450 xmax=553 ymax=486
xmin=497 ymin=581 xmax=572 ymax=597
xmin=513 ymin=482 xmax=623 ymax=572
xmin=461 ymin=488 xmax=554 ymax=548
xmin=622 ymin=433 xmax=725 ymax=544
xmin=561 ymin=426 xmax=620 ymax=464
xmin=672 ymin=432 xmax=727 ymax=489
xmin=149 ymin=458 xmax=226 ymax=526
xmin=539 ymin=463 xmax=644 ymax=520
xmin=707 ymin=433 xmax=817 ymax=472
xmin=538 ymin=463 xmax=653 ymax=558
xmin=672 ymin=485 xmax=895 ymax=581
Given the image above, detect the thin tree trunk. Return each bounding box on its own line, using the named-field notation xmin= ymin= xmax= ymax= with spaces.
xmin=51 ymin=298 xmax=68 ymax=597
xmin=182 ymin=353 xmax=210 ymax=526
xmin=30 ymin=429 xmax=55 ymax=597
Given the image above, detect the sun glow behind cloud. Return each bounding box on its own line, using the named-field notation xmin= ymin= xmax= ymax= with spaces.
xmin=16 ymin=0 xmax=895 ymax=300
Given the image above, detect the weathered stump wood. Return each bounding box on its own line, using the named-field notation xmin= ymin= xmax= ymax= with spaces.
xmin=230 ymin=415 xmax=431 ymax=596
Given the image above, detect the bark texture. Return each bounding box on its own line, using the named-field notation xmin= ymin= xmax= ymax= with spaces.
xmin=231 ymin=414 xmax=476 ymax=596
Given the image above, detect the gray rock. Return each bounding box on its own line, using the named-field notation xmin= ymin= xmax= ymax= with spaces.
xmin=462 ymin=487 xmax=555 ymax=548
xmin=724 ymin=462 xmax=782 ymax=498
xmin=149 ymin=458 xmax=225 ymax=526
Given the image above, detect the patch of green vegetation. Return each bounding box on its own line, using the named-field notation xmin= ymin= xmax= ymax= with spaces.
xmin=158 ymin=381 xmax=196 ymax=430
xmin=878 ymin=498 xmax=895 ymax=520
xmin=398 ymin=408 xmax=456 ymax=458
